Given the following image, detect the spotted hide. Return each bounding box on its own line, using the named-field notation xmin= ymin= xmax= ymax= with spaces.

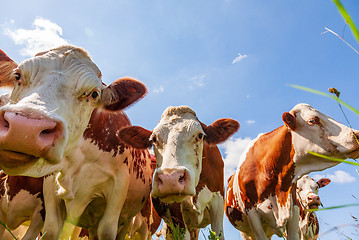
xmin=0 ymin=47 xmax=152 ymax=240
xmin=225 ymin=103 xmax=359 ymax=240
xmin=296 ymin=175 xmax=330 ymax=240
xmin=120 ymin=106 xmax=239 ymax=240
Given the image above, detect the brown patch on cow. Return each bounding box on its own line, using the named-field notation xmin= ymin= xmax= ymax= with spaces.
xmin=140 ymin=196 xmax=161 ymax=235
xmin=0 ymin=50 xmax=18 ymax=87
xmin=131 ymin=149 xmax=151 ymax=183
xmin=83 ymin=108 xmax=131 ymax=156
xmin=5 ymin=175 xmax=45 ymax=220
xmin=237 ymin=125 xmax=295 ymax=209
xmin=225 ymin=174 xmax=244 ymax=227
xmin=195 ymin=142 xmax=224 ymax=196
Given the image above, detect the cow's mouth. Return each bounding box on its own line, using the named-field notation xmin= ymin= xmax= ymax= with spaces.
xmin=308 ymin=203 xmax=320 ymax=209
xmin=0 ymin=150 xmax=38 ymax=168
xmin=159 ymin=194 xmax=189 ymax=204
xmin=345 ymin=147 xmax=359 ymax=159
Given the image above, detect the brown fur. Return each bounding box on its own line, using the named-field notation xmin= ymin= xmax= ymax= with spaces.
xmin=0 ymin=49 xmax=18 ymax=87
xmin=237 ymin=125 xmax=295 ymax=209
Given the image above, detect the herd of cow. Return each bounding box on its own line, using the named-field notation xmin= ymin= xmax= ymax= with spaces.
xmin=0 ymin=45 xmax=357 ymax=240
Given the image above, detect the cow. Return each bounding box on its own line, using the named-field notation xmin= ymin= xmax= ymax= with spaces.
xmin=296 ymin=175 xmax=330 ymax=240
xmin=0 ymin=46 xmax=153 ymax=240
xmin=225 ymin=103 xmax=359 ymax=240
xmin=119 ymin=106 xmax=239 ymax=239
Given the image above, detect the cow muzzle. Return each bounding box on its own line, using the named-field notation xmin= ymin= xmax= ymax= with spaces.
xmin=307 ymin=195 xmax=321 ymax=209
xmin=152 ymin=167 xmax=194 ymax=203
xmin=0 ymin=111 xmax=64 ymax=168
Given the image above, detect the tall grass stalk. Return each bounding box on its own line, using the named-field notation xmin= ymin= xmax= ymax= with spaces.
xmin=332 ymin=0 xmax=359 ymax=43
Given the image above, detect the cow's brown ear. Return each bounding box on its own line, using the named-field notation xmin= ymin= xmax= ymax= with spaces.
xmin=0 ymin=50 xmax=18 ymax=87
xmin=202 ymin=118 xmax=239 ymax=145
xmin=282 ymin=112 xmax=296 ymax=131
xmin=317 ymin=178 xmax=331 ymax=188
xmin=119 ymin=126 xmax=152 ymax=149
xmin=100 ymin=77 xmax=147 ymax=111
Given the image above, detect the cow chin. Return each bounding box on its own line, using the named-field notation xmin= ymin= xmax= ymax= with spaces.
xmin=158 ymin=194 xmax=189 ymax=204
xmin=0 ymin=150 xmax=38 ymax=168
xmin=344 ymin=146 xmax=359 ymax=160
xmin=0 ymin=152 xmax=59 ymax=177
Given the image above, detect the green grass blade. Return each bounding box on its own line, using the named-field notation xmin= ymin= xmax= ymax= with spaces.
xmin=0 ymin=219 xmax=17 ymax=240
xmin=308 ymin=151 xmax=359 ymax=166
xmin=308 ymin=203 xmax=359 ymax=212
xmin=332 ymin=0 xmax=359 ymax=44
xmin=289 ymin=84 xmax=359 ymax=116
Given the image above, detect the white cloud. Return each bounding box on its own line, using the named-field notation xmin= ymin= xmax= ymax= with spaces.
xmin=232 ymin=52 xmax=248 ymax=64
xmin=312 ymin=170 xmax=356 ymax=184
xmin=220 ymin=137 xmax=252 ymax=181
xmin=188 ymin=74 xmax=206 ymax=89
xmin=3 ymin=17 xmax=69 ymax=56
xmin=152 ymin=85 xmax=165 ymax=94
xmin=246 ymin=120 xmax=255 ymax=125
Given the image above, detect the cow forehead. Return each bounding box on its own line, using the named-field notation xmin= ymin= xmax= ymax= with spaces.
xmin=297 ymin=176 xmax=318 ymax=193
xmin=154 ymin=106 xmax=203 ymax=140
xmin=18 ymin=46 xmax=102 ymax=91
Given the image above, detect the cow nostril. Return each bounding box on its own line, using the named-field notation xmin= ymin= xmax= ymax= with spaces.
xmin=179 ymin=174 xmax=186 ymax=183
xmin=40 ymin=127 xmax=56 ymax=135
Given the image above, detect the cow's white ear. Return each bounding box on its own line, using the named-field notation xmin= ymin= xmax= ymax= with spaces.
xmin=119 ymin=126 xmax=152 ymax=149
xmin=0 ymin=49 xmax=18 ymax=87
xmin=202 ymin=118 xmax=239 ymax=145
xmin=317 ymin=178 xmax=331 ymax=188
xmin=282 ymin=112 xmax=296 ymax=131
xmin=100 ymin=77 xmax=147 ymax=111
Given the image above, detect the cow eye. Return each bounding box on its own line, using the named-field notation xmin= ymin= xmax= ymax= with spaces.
xmin=14 ymin=73 xmax=21 ymax=81
xmin=86 ymin=89 xmax=100 ymax=100
xmin=198 ymin=133 xmax=203 ymax=139
xmin=91 ymin=91 xmax=99 ymax=99
xmin=307 ymin=117 xmax=319 ymax=125
xmin=152 ymin=136 xmax=157 ymax=143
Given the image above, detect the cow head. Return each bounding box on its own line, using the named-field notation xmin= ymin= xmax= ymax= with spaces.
xmin=282 ymin=103 xmax=359 ymax=176
xmin=0 ymin=46 xmax=146 ymax=177
xmin=120 ymin=106 xmax=239 ymax=203
xmin=296 ymin=175 xmax=330 ymax=210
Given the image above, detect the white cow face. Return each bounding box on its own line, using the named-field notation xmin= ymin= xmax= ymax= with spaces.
xmin=119 ymin=105 xmax=239 ymax=203
xmin=282 ymin=103 xmax=359 ymax=175
xmin=296 ymin=175 xmax=330 ymax=210
xmin=150 ymin=107 xmax=205 ymax=202
xmin=0 ymin=46 xmax=146 ymax=177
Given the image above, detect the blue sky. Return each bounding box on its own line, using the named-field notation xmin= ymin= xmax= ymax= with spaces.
xmin=1 ymin=0 xmax=359 ymax=239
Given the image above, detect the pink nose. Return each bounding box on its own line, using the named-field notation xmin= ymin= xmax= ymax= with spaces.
xmin=0 ymin=111 xmax=62 ymax=161
xmin=308 ymin=195 xmax=320 ymax=203
xmin=154 ymin=168 xmax=190 ymax=195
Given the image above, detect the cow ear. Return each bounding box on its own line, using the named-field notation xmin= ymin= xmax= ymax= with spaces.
xmin=317 ymin=178 xmax=331 ymax=188
xmin=119 ymin=126 xmax=152 ymax=149
xmin=202 ymin=118 xmax=239 ymax=145
xmin=282 ymin=112 xmax=296 ymax=131
xmin=0 ymin=50 xmax=18 ymax=87
xmin=100 ymin=77 xmax=147 ymax=111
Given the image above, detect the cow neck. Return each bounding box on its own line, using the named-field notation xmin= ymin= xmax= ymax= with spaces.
xmin=195 ymin=141 xmax=224 ymax=197
xmin=83 ymin=108 xmax=131 ymax=157
xmin=237 ymin=125 xmax=295 ymax=209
